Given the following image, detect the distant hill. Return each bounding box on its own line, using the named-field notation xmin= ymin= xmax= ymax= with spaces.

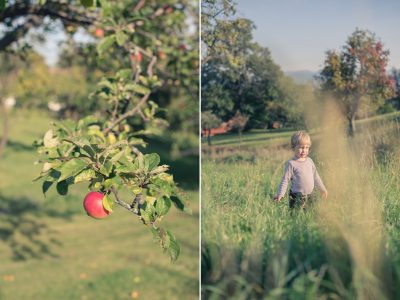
xmin=285 ymin=70 xmax=317 ymax=84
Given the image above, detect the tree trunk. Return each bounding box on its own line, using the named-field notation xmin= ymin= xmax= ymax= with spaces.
xmin=238 ymin=130 xmax=242 ymax=144
xmin=348 ymin=115 xmax=355 ymax=137
xmin=0 ymin=103 xmax=9 ymax=158
xmin=207 ymin=130 xmax=211 ymax=146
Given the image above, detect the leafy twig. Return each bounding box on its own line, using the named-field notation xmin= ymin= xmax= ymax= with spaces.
xmin=103 ymin=93 xmax=150 ymax=135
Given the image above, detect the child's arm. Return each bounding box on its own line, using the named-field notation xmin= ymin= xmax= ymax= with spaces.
xmin=274 ymin=162 xmax=293 ymax=202
xmin=313 ymin=166 xmax=328 ymax=198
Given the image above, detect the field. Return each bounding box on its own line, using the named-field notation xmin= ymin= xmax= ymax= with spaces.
xmin=201 ymin=113 xmax=400 ymax=299
xmin=0 ymin=110 xmax=199 ymax=300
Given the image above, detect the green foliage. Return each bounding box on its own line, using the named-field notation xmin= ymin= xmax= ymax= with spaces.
xmin=34 ymin=117 xmax=187 ymax=223
xmin=201 ymin=111 xmax=221 ymax=130
xmin=201 ymin=1 xmax=305 ymax=129
xmin=80 ymin=0 xmax=95 ymax=8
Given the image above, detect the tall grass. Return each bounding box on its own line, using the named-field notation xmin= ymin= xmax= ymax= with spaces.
xmin=202 ymin=115 xmax=400 ymax=299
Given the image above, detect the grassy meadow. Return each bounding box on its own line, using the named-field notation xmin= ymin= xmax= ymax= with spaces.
xmin=201 ymin=113 xmax=400 ymax=299
xmin=0 ymin=109 xmax=199 ymax=300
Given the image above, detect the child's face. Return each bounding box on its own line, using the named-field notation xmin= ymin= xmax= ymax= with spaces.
xmin=294 ymin=143 xmax=310 ymax=159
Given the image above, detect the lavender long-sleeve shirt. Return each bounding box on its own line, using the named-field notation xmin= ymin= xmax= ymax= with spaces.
xmin=276 ymin=157 xmax=327 ymax=198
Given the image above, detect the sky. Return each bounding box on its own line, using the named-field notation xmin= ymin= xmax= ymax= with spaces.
xmin=235 ymin=0 xmax=400 ymax=72
xmin=33 ymin=25 xmax=94 ymax=67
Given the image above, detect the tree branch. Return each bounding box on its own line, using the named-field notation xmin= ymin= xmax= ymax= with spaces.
xmin=0 ymin=15 xmax=42 ymax=50
xmin=0 ymin=1 xmax=97 ymax=51
xmin=111 ymin=187 xmax=139 ymax=215
xmin=103 ymin=93 xmax=150 ymax=135
xmin=133 ymin=0 xmax=146 ymax=12
xmin=0 ymin=1 xmax=97 ymax=24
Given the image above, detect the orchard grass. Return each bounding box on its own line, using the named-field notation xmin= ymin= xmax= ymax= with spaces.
xmin=202 ymin=114 xmax=400 ymax=299
xmin=0 ymin=109 xmax=199 ymax=300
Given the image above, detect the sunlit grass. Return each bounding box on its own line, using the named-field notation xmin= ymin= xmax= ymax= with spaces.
xmin=202 ymin=115 xmax=400 ymax=299
xmin=0 ymin=109 xmax=199 ymax=300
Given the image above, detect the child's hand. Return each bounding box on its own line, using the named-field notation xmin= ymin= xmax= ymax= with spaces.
xmin=274 ymin=195 xmax=282 ymax=202
xmin=321 ymin=190 xmax=328 ymax=199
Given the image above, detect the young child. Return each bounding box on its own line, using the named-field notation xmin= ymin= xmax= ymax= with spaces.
xmin=274 ymin=131 xmax=328 ymax=208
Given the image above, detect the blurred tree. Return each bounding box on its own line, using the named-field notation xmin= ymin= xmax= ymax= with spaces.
xmin=390 ymin=68 xmax=400 ymax=101
xmin=318 ymin=29 xmax=395 ymax=136
xmin=201 ymin=0 xmax=236 ymax=62
xmin=0 ymin=52 xmax=23 ymax=157
xmin=227 ymin=110 xmax=248 ymax=143
xmin=0 ymin=1 xmax=96 ymax=51
xmin=202 ymin=0 xmax=307 ymax=130
xmin=201 ymin=110 xmax=221 ymax=146
xmin=0 ymin=0 xmax=97 ymax=157
xmin=202 ymin=13 xmax=301 ymax=129
xmin=12 ymin=52 xmax=55 ymax=107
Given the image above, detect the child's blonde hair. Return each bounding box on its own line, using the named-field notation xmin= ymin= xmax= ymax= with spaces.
xmin=291 ymin=131 xmax=311 ymax=149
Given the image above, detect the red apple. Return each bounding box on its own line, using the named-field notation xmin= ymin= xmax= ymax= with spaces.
xmin=164 ymin=5 xmax=173 ymax=14
xmin=83 ymin=191 xmax=110 ymax=219
xmin=94 ymin=28 xmax=104 ymax=38
xmin=130 ymin=52 xmax=143 ymax=63
xmin=158 ymin=50 xmax=166 ymax=60
xmin=178 ymin=44 xmax=187 ymax=51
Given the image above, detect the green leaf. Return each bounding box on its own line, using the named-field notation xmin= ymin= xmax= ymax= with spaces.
xmin=47 ymin=169 xmax=60 ymax=180
xmin=58 ymin=159 xmax=88 ymax=182
xmin=102 ymin=194 xmax=114 ymax=212
xmin=141 ymin=203 xmax=156 ymax=224
xmin=38 ymin=0 xmax=47 ymax=5
xmin=116 ymin=156 xmax=138 ymax=173
xmin=0 ymin=0 xmax=6 ymax=10
xmin=128 ymin=137 xmax=146 ymax=146
xmin=97 ymin=35 xmax=115 ymax=56
xmin=80 ymin=146 xmax=95 ymax=158
xmin=77 ymin=116 xmax=99 ymax=129
xmin=110 ymin=149 xmax=126 ymax=162
xmin=166 ymin=230 xmax=180 ymax=262
xmin=144 ymin=153 xmax=160 ymax=171
xmin=99 ymin=160 xmax=113 ymax=176
xmin=98 ymin=78 xmax=115 ymax=90
xmin=150 ymin=165 xmax=169 ymax=175
xmin=151 ymin=177 xmax=172 ymax=197
xmin=116 ymin=30 xmax=129 ymax=46
xmin=103 ymin=176 xmax=122 ymax=189
xmin=136 ymin=153 xmax=145 ymax=170
xmin=116 ymin=69 xmax=132 ymax=79
xmin=80 ymin=0 xmax=94 ymax=7
xmin=87 ymin=127 xmax=106 ymax=142
xmin=74 ymin=169 xmax=96 ymax=183
xmin=150 ymin=227 xmax=179 ymax=261
xmin=155 ymin=197 xmax=171 ymax=216
xmin=171 ymin=194 xmax=191 ymax=214
xmin=56 ymin=180 xmax=69 ymax=196
xmin=43 ymin=129 xmax=59 ymax=148
xmin=42 ymin=181 xmax=53 ymax=195
xmin=99 ymin=0 xmax=111 ymax=16
xmin=125 ymin=84 xmax=150 ymax=95
xmin=55 ymin=120 xmax=76 ymax=134
xmin=151 ymin=227 xmax=160 ymax=242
